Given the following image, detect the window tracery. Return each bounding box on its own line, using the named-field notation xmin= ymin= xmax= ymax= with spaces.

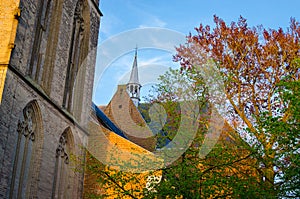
xmin=52 ymin=129 xmax=74 ymax=199
xmin=55 ymin=132 xmax=69 ymax=165
xmin=63 ymin=0 xmax=85 ymax=112
xmin=9 ymin=101 xmax=42 ymax=199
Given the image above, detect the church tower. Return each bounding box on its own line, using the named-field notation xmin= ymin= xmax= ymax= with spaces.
xmin=127 ymin=48 xmax=141 ymax=107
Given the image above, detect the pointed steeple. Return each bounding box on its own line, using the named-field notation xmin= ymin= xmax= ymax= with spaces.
xmin=127 ymin=47 xmax=141 ymax=107
xmin=128 ymin=47 xmax=139 ymax=84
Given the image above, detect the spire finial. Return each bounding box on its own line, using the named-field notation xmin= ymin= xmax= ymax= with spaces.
xmin=135 ymin=45 xmax=138 ymax=57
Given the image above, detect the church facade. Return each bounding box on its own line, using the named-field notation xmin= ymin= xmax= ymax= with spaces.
xmin=0 ymin=0 xmax=101 ymax=198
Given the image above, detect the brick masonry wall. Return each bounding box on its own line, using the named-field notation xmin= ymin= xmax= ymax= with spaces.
xmin=104 ymin=85 xmax=157 ymax=152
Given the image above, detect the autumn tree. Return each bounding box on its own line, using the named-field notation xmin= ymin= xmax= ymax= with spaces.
xmin=142 ymin=68 xmax=263 ymax=198
xmin=174 ymin=15 xmax=300 ymax=197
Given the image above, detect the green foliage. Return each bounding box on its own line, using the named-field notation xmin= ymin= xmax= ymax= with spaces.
xmin=142 ymin=66 xmax=264 ymax=199
xmin=258 ymin=78 xmax=300 ymax=198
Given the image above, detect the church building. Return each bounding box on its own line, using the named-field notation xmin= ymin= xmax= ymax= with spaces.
xmin=0 ymin=0 xmax=102 ymax=198
xmin=84 ymin=49 xmax=160 ymax=198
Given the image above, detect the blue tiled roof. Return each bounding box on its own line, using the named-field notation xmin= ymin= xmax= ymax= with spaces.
xmin=92 ymin=102 xmax=128 ymax=139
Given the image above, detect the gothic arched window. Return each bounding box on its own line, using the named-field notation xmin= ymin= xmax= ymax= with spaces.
xmin=42 ymin=0 xmax=64 ymax=94
xmin=9 ymin=100 xmax=43 ymax=199
xmin=63 ymin=0 xmax=87 ymax=113
xmin=28 ymin=0 xmax=52 ymax=83
xmin=52 ymin=128 xmax=75 ymax=199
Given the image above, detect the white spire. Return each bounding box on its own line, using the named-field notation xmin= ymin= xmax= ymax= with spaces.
xmin=127 ymin=47 xmax=141 ymax=107
xmin=128 ymin=47 xmax=139 ymax=84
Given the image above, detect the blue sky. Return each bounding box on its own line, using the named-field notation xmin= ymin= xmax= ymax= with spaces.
xmin=93 ymin=0 xmax=300 ymax=105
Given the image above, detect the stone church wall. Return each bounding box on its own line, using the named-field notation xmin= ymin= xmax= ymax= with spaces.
xmin=0 ymin=0 xmax=101 ymax=198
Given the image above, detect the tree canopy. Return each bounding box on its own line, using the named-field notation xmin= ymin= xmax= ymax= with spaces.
xmin=174 ymin=15 xmax=300 ymax=198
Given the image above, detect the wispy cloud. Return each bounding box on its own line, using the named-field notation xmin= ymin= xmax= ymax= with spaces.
xmin=139 ymin=54 xmax=170 ymax=66
xmin=124 ymin=1 xmax=167 ymax=28
xmin=139 ymin=16 xmax=167 ymax=28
